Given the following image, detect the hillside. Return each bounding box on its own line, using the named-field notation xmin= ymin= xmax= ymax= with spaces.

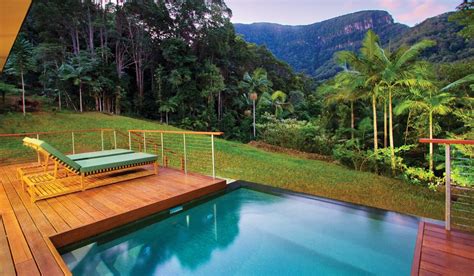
xmin=392 ymin=12 xmax=474 ymax=63
xmin=235 ymin=10 xmax=409 ymax=79
xmin=235 ymin=10 xmax=473 ymax=80
xmin=0 ymin=112 xmax=444 ymax=219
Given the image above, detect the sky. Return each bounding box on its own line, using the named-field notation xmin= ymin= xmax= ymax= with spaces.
xmin=225 ymin=0 xmax=458 ymax=26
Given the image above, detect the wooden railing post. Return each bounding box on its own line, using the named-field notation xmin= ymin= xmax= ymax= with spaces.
xmin=161 ymin=133 xmax=164 ymax=165
xmin=143 ymin=132 xmax=147 ymax=153
xmin=36 ymin=134 xmax=41 ymax=164
xmin=101 ymin=130 xmax=104 ymax=151
xmin=445 ymin=144 xmax=451 ymax=231
xmin=71 ymin=132 xmax=75 ymax=154
xmin=183 ymin=133 xmax=187 ymax=174
xmin=128 ymin=131 xmax=132 ymax=150
xmin=211 ymin=134 xmax=215 ymax=178
xmin=113 ymin=130 xmax=117 ymax=149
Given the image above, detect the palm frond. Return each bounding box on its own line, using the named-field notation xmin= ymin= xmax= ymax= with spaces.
xmin=441 ymin=73 xmax=474 ymax=91
xmin=394 ymin=40 xmax=436 ymax=69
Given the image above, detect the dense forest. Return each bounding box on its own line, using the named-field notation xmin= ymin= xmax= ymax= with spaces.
xmin=0 ymin=0 xmax=312 ymax=141
xmin=0 ymin=0 xmax=472 ymax=187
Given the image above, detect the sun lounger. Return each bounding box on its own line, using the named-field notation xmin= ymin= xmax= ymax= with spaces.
xmin=21 ymin=137 xmax=159 ymax=201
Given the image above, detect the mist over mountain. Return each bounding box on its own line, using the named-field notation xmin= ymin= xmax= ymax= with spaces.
xmin=234 ymin=10 xmax=473 ymax=80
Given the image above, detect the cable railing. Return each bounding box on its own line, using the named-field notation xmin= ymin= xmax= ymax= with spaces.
xmin=0 ymin=129 xmax=117 ymax=165
xmin=419 ymin=138 xmax=474 ymax=232
xmin=0 ymin=128 xmax=223 ymax=179
xmin=128 ymin=130 xmax=223 ymax=178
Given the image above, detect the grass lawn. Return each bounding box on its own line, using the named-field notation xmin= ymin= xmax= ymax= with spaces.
xmin=0 ymin=111 xmax=444 ymax=220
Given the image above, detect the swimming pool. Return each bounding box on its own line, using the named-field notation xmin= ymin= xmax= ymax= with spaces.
xmin=60 ymin=182 xmax=419 ymax=275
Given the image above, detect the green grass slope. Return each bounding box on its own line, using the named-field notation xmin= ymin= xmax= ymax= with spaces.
xmin=0 ymin=111 xmax=444 ymax=219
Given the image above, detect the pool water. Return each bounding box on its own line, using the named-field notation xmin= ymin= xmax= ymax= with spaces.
xmin=61 ymin=187 xmax=419 ymax=275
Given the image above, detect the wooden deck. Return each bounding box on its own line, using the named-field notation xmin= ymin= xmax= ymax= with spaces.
xmin=412 ymin=222 xmax=474 ymax=276
xmin=0 ymin=163 xmax=226 ymax=276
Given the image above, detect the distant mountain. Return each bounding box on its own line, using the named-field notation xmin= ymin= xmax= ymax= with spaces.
xmin=234 ymin=11 xmax=409 ymax=79
xmin=391 ymin=12 xmax=474 ymax=63
xmin=234 ymin=10 xmax=474 ymax=80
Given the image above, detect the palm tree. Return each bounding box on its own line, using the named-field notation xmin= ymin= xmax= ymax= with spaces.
xmin=324 ymin=72 xmax=364 ymax=139
xmin=5 ymin=38 xmax=35 ymax=116
xmin=259 ymin=90 xmax=294 ymax=118
xmin=58 ymin=52 xmax=97 ymax=112
xmin=376 ymin=39 xmax=436 ymax=172
xmin=395 ymin=88 xmax=454 ymax=172
xmin=159 ymin=97 xmax=178 ymax=124
xmin=240 ymin=68 xmax=272 ymax=137
xmin=335 ymin=30 xmax=384 ymax=160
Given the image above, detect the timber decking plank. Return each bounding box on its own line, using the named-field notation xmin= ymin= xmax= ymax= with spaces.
xmin=0 ymin=216 xmax=16 ymax=276
xmin=419 ymin=269 xmax=442 ymax=276
xmin=46 ymin=198 xmax=83 ymax=229
xmin=0 ymin=168 xmax=63 ymax=276
xmin=71 ymin=191 xmax=117 ymax=217
xmin=414 ymin=222 xmax=474 ymax=276
xmin=15 ymin=259 xmax=40 ymax=276
xmin=424 ymin=229 xmax=474 ymax=246
xmin=425 ymin=223 xmax=474 ymax=241
xmin=423 ymin=247 xmax=474 ymax=272
xmin=0 ymin=176 xmax=35 ymax=266
xmin=35 ymin=200 xmax=70 ymax=233
xmin=423 ymin=235 xmax=474 ymax=259
xmin=64 ymin=193 xmax=107 ymax=220
xmin=54 ymin=196 xmax=96 ymax=225
xmin=8 ymin=172 xmax=57 ymax=237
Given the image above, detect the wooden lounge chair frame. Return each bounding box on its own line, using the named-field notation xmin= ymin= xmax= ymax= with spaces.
xmin=20 ymin=137 xmax=159 ymax=202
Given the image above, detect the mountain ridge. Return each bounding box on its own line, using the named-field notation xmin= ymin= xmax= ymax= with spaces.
xmin=234 ymin=10 xmax=473 ymax=80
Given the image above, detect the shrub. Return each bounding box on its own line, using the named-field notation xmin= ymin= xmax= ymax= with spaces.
xmin=257 ymin=114 xmax=334 ymax=155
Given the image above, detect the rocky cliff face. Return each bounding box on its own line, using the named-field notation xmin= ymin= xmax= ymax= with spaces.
xmin=234 ymin=10 xmax=409 ymax=80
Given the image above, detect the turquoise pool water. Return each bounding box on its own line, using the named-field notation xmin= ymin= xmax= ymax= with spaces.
xmin=61 ymin=187 xmax=419 ymax=275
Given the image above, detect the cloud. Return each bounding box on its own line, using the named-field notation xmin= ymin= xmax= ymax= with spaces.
xmin=379 ymin=0 xmax=401 ymax=10
xmin=395 ymin=0 xmax=451 ymax=25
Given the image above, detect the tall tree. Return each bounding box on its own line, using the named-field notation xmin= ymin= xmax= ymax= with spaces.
xmin=5 ymin=38 xmax=35 ymax=116
xmin=59 ymin=52 xmax=97 ymax=112
xmin=376 ymin=40 xmax=436 ymax=172
xmin=336 ymin=30 xmax=384 ymax=163
xmin=395 ymin=87 xmax=454 ymax=171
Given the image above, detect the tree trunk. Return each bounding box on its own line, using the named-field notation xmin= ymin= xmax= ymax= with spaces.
xmin=384 ymin=99 xmax=387 ymax=148
xmin=404 ymin=109 xmax=411 ymax=145
xmin=388 ymin=88 xmax=396 ymax=174
xmin=79 ymin=81 xmax=83 ymax=113
xmin=429 ymin=110 xmax=433 ymax=172
xmin=87 ymin=5 xmax=94 ymax=55
xmin=372 ymin=95 xmax=378 ymax=157
xmin=350 ymin=101 xmax=355 ymax=140
xmin=58 ymin=91 xmax=61 ymax=111
xmin=21 ymin=70 xmax=26 ymax=116
xmin=166 ymin=112 xmax=169 ymax=124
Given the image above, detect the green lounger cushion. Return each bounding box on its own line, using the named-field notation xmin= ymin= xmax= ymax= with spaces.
xmin=77 ymin=152 xmax=157 ymax=173
xmin=67 ymin=149 xmax=134 ymax=161
xmin=39 ymin=141 xmax=82 ymax=172
xmin=23 ymin=137 xmax=81 ymax=172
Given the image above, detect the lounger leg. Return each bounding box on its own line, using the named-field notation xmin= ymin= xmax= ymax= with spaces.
xmin=53 ymin=162 xmax=58 ymax=178
xmin=154 ymin=161 xmax=159 ymax=175
xmin=81 ymin=173 xmax=85 ymax=191
xmin=44 ymin=156 xmax=49 ymax=172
